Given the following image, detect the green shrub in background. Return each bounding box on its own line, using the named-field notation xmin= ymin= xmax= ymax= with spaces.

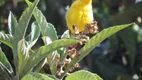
xmin=0 ymin=0 xmax=134 ymax=80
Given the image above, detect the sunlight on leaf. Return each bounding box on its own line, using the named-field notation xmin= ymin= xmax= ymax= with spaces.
xmin=66 ymin=70 xmax=102 ymax=80
xmin=22 ymin=72 xmax=54 ymax=80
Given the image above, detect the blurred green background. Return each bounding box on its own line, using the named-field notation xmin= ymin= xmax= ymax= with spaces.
xmin=0 ymin=0 xmax=142 ymax=80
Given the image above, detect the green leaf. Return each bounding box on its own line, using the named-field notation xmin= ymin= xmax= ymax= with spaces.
xmin=94 ymin=74 xmax=103 ymax=80
xmin=22 ymin=72 xmax=54 ymax=80
xmin=66 ymin=70 xmax=102 ymax=80
xmin=13 ymin=0 xmax=39 ymax=41
xmin=25 ymin=21 xmax=40 ymax=49
xmin=26 ymin=0 xmax=58 ymax=41
xmin=64 ymin=23 xmax=134 ymax=75
xmin=59 ymin=30 xmax=70 ymax=63
xmin=8 ymin=11 xmax=17 ymax=36
xmin=58 ymin=47 xmax=67 ymax=64
xmin=0 ymin=31 xmax=12 ymax=49
xmin=32 ymin=58 xmax=46 ymax=72
xmin=42 ymin=36 xmax=52 ymax=45
xmin=0 ymin=64 xmax=11 ymax=80
xmin=22 ymin=39 xmax=79 ymax=77
xmin=47 ymin=51 xmax=59 ymax=75
xmin=47 ymin=74 xmax=59 ymax=80
xmin=11 ymin=0 xmax=40 ymax=71
xmin=42 ymin=36 xmax=59 ymax=75
xmin=36 ymin=39 xmax=78 ymax=62
xmin=23 ymin=21 xmax=41 ymax=73
xmin=30 ymin=21 xmax=40 ymax=44
xmin=17 ymin=39 xmax=29 ymax=77
xmin=61 ymin=30 xmax=70 ymax=39
xmin=0 ymin=49 xmax=14 ymax=79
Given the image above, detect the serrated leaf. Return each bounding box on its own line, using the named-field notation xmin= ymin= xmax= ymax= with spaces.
xmin=22 ymin=39 xmax=79 ymax=77
xmin=22 ymin=72 xmax=54 ymax=80
xmin=13 ymin=0 xmax=39 ymax=41
xmin=11 ymin=0 xmax=40 ymax=72
xmin=26 ymin=0 xmax=58 ymax=41
xmin=0 ymin=32 xmax=12 ymax=48
xmin=22 ymin=22 xmax=40 ymax=73
xmin=66 ymin=70 xmax=102 ymax=80
xmin=64 ymin=23 xmax=134 ymax=74
xmin=8 ymin=11 xmax=17 ymax=36
xmin=0 ymin=49 xmax=13 ymax=79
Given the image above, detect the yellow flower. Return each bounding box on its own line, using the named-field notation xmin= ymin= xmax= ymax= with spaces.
xmin=66 ymin=0 xmax=94 ymax=34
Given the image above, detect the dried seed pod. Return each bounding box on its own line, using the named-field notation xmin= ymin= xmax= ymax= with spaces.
xmin=71 ymin=48 xmax=77 ymax=54
xmin=79 ymin=38 xmax=88 ymax=45
xmin=82 ymin=21 xmax=98 ymax=34
xmin=57 ymin=63 xmax=62 ymax=69
xmin=56 ymin=71 xmax=64 ymax=79
xmin=69 ymin=67 xmax=75 ymax=72
xmin=66 ymin=48 xmax=77 ymax=58
xmin=70 ymin=53 xmax=76 ymax=59
xmin=70 ymin=53 xmax=80 ymax=59
xmin=70 ymin=43 xmax=82 ymax=51
xmin=67 ymin=49 xmax=72 ymax=56
xmin=56 ymin=55 xmax=61 ymax=68
xmin=75 ymin=53 xmax=80 ymax=58
xmin=74 ymin=63 xmax=80 ymax=68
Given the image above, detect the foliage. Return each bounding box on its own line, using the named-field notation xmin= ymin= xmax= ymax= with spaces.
xmin=0 ymin=0 xmax=79 ymax=79
xmin=0 ymin=0 xmax=138 ymax=80
xmin=22 ymin=72 xmax=55 ymax=80
xmin=66 ymin=70 xmax=103 ymax=80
